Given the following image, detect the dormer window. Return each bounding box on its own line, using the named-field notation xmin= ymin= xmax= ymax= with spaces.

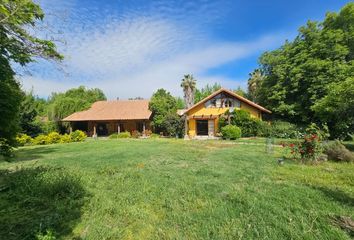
xmin=224 ymin=99 xmax=233 ymax=107
xmin=211 ymin=99 xmax=217 ymax=107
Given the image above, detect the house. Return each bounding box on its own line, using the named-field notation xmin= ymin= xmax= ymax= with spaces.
xmin=179 ymin=88 xmax=271 ymax=139
xmin=62 ymin=100 xmax=152 ymax=137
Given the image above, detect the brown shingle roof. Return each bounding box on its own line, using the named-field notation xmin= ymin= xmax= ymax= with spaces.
xmin=62 ymin=100 xmax=152 ymax=121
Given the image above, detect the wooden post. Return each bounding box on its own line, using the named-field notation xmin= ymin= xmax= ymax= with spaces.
xmin=117 ymin=122 xmax=120 ymax=134
xmin=184 ymin=115 xmax=189 ymax=139
xmin=93 ymin=124 xmax=97 ymax=137
xmin=143 ymin=121 xmax=146 ymax=137
xmin=69 ymin=122 xmax=73 ymax=134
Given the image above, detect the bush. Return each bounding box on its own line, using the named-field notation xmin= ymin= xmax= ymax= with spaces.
xmin=109 ymin=133 xmax=118 ymax=139
xmin=60 ymin=134 xmax=72 ymax=143
xmin=109 ymin=131 xmax=131 ymax=139
xmin=70 ymin=130 xmax=87 ymax=142
xmin=143 ymin=129 xmax=152 ymax=136
xmin=221 ymin=125 xmax=242 ymax=140
xmin=149 ymin=133 xmax=160 ymax=138
xmin=0 ymin=138 xmax=14 ymax=158
xmin=47 ymin=132 xmax=61 ymax=144
xmin=222 ymin=109 xmax=269 ymax=137
xmin=324 ymin=141 xmax=354 ymax=162
xmin=131 ymin=130 xmax=141 ymax=138
xmin=33 ymin=134 xmax=50 ymax=145
xmin=270 ymin=121 xmax=303 ymax=138
xmin=16 ymin=134 xmax=33 ymax=146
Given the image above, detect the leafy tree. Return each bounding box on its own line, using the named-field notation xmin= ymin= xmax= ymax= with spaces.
xmin=149 ymin=89 xmax=182 ymax=135
xmin=0 ymin=58 xmax=22 ymax=149
xmin=175 ymin=97 xmax=185 ymax=109
xmin=181 ymin=74 xmax=197 ymax=108
xmin=312 ymin=77 xmax=354 ymax=139
xmin=48 ymin=86 xmax=106 ymax=121
xmin=194 ymin=83 xmax=221 ymax=103
xmin=256 ymin=3 xmax=354 ymax=138
xmin=233 ymin=86 xmax=247 ymax=97
xmin=19 ymin=91 xmax=42 ymax=136
xmin=0 ymin=0 xmax=62 ymax=154
xmin=247 ymin=69 xmax=264 ymax=102
xmin=164 ymin=112 xmax=184 ymax=137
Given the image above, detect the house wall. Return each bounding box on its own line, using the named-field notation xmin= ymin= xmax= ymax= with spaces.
xmin=186 ymin=101 xmax=262 ymax=137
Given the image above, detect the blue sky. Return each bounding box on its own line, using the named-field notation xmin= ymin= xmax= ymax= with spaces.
xmin=21 ymin=0 xmax=349 ymax=99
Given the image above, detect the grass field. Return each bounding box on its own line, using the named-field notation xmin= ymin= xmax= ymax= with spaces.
xmin=0 ymin=139 xmax=353 ymax=239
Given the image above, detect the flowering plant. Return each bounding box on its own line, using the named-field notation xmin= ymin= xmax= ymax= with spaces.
xmin=281 ymin=133 xmax=323 ymax=163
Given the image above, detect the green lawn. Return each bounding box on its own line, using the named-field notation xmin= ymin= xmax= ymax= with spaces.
xmin=0 ymin=139 xmax=353 ymax=239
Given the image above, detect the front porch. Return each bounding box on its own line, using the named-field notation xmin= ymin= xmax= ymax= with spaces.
xmin=186 ymin=116 xmax=219 ymax=139
xmin=71 ymin=120 xmax=151 ymax=137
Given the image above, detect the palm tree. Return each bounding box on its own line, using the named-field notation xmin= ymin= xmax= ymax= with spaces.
xmin=247 ymin=69 xmax=264 ymax=103
xmin=181 ymin=74 xmax=196 ymax=139
xmin=181 ymin=74 xmax=196 ymax=109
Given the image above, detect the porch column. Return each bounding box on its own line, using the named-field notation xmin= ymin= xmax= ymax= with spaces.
xmin=117 ymin=122 xmax=121 ymax=134
xmin=93 ymin=124 xmax=97 ymax=138
xmin=69 ymin=122 xmax=73 ymax=134
xmin=143 ymin=121 xmax=146 ymax=136
xmin=184 ymin=115 xmax=189 ymax=139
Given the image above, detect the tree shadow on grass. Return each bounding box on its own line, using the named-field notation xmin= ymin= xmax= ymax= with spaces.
xmin=312 ymin=186 xmax=354 ymax=207
xmin=10 ymin=145 xmax=58 ymax=163
xmin=0 ymin=166 xmax=88 ymax=239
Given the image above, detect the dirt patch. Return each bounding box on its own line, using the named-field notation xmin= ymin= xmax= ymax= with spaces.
xmin=331 ymin=215 xmax=354 ymax=237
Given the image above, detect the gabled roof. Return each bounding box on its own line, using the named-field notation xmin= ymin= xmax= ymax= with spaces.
xmin=62 ymin=100 xmax=152 ymax=121
xmin=183 ymin=88 xmax=271 ymax=114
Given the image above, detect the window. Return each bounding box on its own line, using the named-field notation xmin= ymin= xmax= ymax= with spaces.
xmin=136 ymin=122 xmax=144 ymax=132
xmin=224 ymin=99 xmax=233 ymax=107
xmin=211 ymin=99 xmax=217 ymax=107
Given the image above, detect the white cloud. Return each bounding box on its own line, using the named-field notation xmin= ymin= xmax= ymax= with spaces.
xmin=21 ymin=0 xmax=285 ymax=99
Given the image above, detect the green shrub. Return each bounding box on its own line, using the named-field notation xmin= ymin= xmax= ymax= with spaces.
xmin=257 ymin=121 xmax=272 ymax=137
xmin=70 ymin=130 xmax=87 ymax=142
xmin=109 ymin=131 xmax=131 ymax=139
xmin=324 ymin=141 xmax=354 ymax=162
xmin=270 ymin=121 xmax=303 ymax=138
xmin=36 ymin=120 xmax=59 ymax=135
xmin=109 ymin=133 xmax=118 ymax=139
xmin=36 ymin=229 xmax=56 ymax=240
xmin=16 ymin=134 xmax=33 ymax=146
xmin=47 ymin=132 xmax=61 ymax=144
xmin=149 ymin=133 xmax=160 ymax=138
xmin=60 ymin=134 xmax=72 ymax=143
xmin=118 ymin=131 xmax=131 ymax=138
xmin=0 ymin=138 xmax=13 ymax=158
xmin=221 ymin=125 xmax=242 ymax=140
xmin=219 ymin=110 xmax=276 ymax=137
xmin=33 ymin=134 xmax=50 ymax=145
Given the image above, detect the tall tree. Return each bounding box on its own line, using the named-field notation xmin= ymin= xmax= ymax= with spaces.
xmin=19 ymin=91 xmax=42 ymax=136
xmin=48 ymin=86 xmax=106 ymax=121
xmin=256 ymin=2 xmax=354 ymax=138
xmin=194 ymin=83 xmax=221 ymax=103
xmin=312 ymin=77 xmax=354 ymax=139
xmin=181 ymin=74 xmax=196 ymax=108
xmin=233 ymin=86 xmax=247 ymax=97
xmin=149 ymin=89 xmax=182 ymax=136
xmin=247 ymin=69 xmax=264 ymax=102
xmin=0 ymin=0 xmax=62 ymax=154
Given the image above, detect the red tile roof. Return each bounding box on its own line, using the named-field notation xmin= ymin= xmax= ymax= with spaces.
xmin=62 ymin=100 xmax=152 ymax=121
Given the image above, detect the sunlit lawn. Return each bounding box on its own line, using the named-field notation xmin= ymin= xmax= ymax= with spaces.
xmin=0 ymin=139 xmax=353 ymax=239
